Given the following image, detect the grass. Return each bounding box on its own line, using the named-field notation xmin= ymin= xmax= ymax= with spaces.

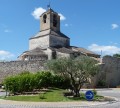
xmin=0 ymin=88 xmax=104 ymax=102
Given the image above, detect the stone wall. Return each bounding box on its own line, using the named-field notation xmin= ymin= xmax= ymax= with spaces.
xmin=50 ymin=35 xmax=70 ymax=47
xmin=0 ymin=60 xmax=45 ymax=83
xmin=56 ymin=52 xmax=70 ymax=59
xmin=102 ymin=56 xmax=120 ymax=87
xmin=1 ymin=55 xmax=120 ymax=87
xmin=29 ymin=35 xmax=49 ymax=50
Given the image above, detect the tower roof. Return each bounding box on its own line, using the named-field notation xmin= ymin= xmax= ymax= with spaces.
xmin=30 ymin=29 xmax=69 ymax=39
xmin=40 ymin=8 xmax=58 ymax=17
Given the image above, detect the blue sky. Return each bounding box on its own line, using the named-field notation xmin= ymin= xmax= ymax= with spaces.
xmin=0 ymin=0 xmax=120 ymax=60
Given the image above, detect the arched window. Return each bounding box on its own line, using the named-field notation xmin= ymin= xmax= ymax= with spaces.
xmin=43 ymin=14 xmax=47 ymax=23
xmin=53 ymin=14 xmax=57 ymax=27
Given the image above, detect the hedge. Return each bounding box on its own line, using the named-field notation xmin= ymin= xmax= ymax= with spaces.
xmin=3 ymin=71 xmax=70 ymax=94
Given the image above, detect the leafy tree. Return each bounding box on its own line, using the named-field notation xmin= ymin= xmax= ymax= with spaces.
xmin=46 ymin=56 xmax=99 ymax=97
xmin=52 ymin=75 xmax=71 ymax=89
xmin=113 ymin=54 xmax=120 ymax=58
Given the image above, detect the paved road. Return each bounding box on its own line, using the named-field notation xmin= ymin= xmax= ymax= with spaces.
xmin=97 ymin=88 xmax=120 ymax=99
xmin=81 ymin=88 xmax=120 ymax=108
xmin=0 ymin=88 xmax=120 ymax=108
xmin=0 ymin=91 xmax=6 ymax=97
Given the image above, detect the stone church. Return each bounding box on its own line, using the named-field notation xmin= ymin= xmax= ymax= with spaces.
xmin=1 ymin=8 xmax=120 ymax=88
xmin=18 ymin=8 xmax=100 ymax=61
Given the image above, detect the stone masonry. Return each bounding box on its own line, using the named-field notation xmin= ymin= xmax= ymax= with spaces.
xmin=102 ymin=56 xmax=120 ymax=87
xmin=0 ymin=60 xmax=45 ymax=83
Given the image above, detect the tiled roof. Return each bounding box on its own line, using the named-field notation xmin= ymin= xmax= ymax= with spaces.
xmin=23 ymin=48 xmax=47 ymax=56
xmin=50 ymin=30 xmax=69 ymax=39
xmin=40 ymin=8 xmax=56 ymax=17
xmin=30 ymin=29 xmax=69 ymax=39
xmin=71 ymin=46 xmax=100 ymax=57
xmin=49 ymin=46 xmax=100 ymax=57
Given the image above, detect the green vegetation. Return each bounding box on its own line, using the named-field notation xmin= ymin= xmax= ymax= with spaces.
xmin=0 ymin=88 xmax=104 ymax=102
xmin=97 ymin=80 xmax=106 ymax=87
xmin=113 ymin=53 xmax=120 ymax=58
xmin=46 ymin=56 xmax=99 ymax=97
xmin=3 ymin=71 xmax=70 ymax=94
xmin=3 ymin=56 xmax=100 ymax=100
xmin=92 ymin=89 xmax=97 ymax=95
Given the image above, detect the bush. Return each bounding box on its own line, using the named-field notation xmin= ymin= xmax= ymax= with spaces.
xmin=19 ymin=71 xmax=30 ymax=75
xmin=4 ymin=71 xmax=71 ymax=94
xmin=92 ymin=89 xmax=97 ymax=95
xmin=97 ymin=80 xmax=106 ymax=87
xmin=34 ymin=71 xmax=53 ymax=89
xmin=52 ymin=75 xmax=70 ymax=89
xmin=39 ymin=93 xmax=45 ymax=99
xmin=18 ymin=73 xmax=35 ymax=92
xmin=4 ymin=76 xmax=20 ymax=94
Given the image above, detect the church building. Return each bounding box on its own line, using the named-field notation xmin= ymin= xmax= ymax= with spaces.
xmin=18 ymin=8 xmax=100 ymax=61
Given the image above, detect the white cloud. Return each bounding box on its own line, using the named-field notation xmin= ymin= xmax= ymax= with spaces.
xmin=111 ymin=24 xmax=119 ymax=29
xmin=88 ymin=44 xmax=120 ymax=55
xmin=65 ymin=24 xmax=69 ymax=27
xmin=109 ymin=41 xmax=118 ymax=45
xmin=32 ymin=7 xmax=66 ymax=21
xmin=58 ymin=13 xmax=66 ymax=21
xmin=0 ymin=50 xmax=14 ymax=60
xmin=32 ymin=7 xmax=46 ymax=20
xmin=64 ymin=24 xmax=72 ymax=27
xmin=4 ymin=29 xmax=12 ymax=33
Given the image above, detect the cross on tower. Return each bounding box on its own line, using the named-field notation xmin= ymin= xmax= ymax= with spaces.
xmin=47 ymin=0 xmax=51 ymax=9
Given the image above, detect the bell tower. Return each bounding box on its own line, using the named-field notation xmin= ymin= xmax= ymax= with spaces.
xmin=29 ymin=7 xmax=70 ymax=50
xmin=40 ymin=8 xmax=60 ymax=32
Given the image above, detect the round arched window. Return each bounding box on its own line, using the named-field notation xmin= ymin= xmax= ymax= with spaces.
xmin=53 ymin=14 xmax=57 ymax=27
xmin=43 ymin=14 xmax=47 ymax=23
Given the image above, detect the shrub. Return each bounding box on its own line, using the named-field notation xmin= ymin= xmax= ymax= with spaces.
xmin=52 ymin=75 xmax=71 ymax=89
xmin=4 ymin=72 xmax=35 ymax=94
xmin=3 ymin=71 xmax=71 ymax=94
xmin=97 ymin=80 xmax=106 ymax=87
xmin=39 ymin=93 xmax=45 ymax=99
xmin=92 ymin=89 xmax=97 ymax=95
xmin=34 ymin=71 xmax=53 ymax=89
xmin=4 ymin=76 xmax=20 ymax=94
xmin=19 ymin=71 xmax=30 ymax=75
xmin=40 ymin=71 xmax=53 ymax=88
xmin=18 ymin=73 xmax=35 ymax=92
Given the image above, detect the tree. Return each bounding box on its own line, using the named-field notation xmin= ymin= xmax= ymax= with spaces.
xmin=113 ymin=54 xmax=120 ymax=58
xmin=46 ymin=56 xmax=99 ymax=97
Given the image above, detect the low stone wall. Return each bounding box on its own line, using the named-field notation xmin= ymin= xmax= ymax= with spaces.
xmin=102 ymin=56 xmax=120 ymax=87
xmin=0 ymin=60 xmax=45 ymax=83
xmin=1 ymin=56 xmax=120 ymax=87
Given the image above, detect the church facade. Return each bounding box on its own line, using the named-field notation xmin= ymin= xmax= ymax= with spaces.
xmin=18 ymin=8 xmax=100 ymax=61
xmin=1 ymin=8 xmax=120 ymax=88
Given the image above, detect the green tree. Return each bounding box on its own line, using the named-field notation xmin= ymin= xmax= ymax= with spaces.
xmin=46 ymin=56 xmax=99 ymax=97
xmin=113 ymin=54 xmax=120 ymax=58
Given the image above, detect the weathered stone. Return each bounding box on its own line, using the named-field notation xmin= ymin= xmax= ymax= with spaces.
xmin=0 ymin=60 xmax=45 ymax=83
xmin=102 ymin=56 xmax=120 ymax=87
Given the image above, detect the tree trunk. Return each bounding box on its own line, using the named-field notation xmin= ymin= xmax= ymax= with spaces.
xmin=73 ymin=87 xmax=80 ymax=97
xmin=70 ymin=77 xmax=80 ymax=97
xmin=73 ymin=89 xmax=80 ymax=97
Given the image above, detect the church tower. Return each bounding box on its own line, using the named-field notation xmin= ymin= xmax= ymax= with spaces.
xmin=19 ymin=7 xmax=100 ymax=61
xmin=40 ymin=8 xmax=60 ymax=32
xmin=29 ymin=8 xmax=70 ymax=50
